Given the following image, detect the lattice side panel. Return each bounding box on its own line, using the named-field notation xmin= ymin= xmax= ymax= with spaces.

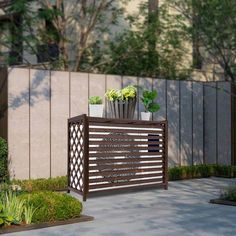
xmin=68 ymin=120 xmax=85 ymax=193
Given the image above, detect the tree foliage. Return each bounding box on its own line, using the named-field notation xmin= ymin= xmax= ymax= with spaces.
xmin=95 ymin=2 xmax=190 ymax=79
xmin=0 ymin=0 xmax=128 ymax=70
xmin=167 ymin=0 xmax=236 ymax=82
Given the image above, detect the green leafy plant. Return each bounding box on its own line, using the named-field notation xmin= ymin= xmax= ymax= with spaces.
xmin=0 ymin=203 xmax=14 ymax=227
xmin=140 ymin=90 xmax=160 ymax=113
xmin=89 ymin=96 xmax=103 ymax=105
xmin=23 ymin=203 xmax=37 ymax=224
xmin=105 ymin=85 xmax=137 ymax=101
xmin=0 ymin=138 xmax=8 ymax=182
xmin=19 ymin=191 xmax=82 ymax=223
xmin=1 ymin=191 xmax=25 ymax=224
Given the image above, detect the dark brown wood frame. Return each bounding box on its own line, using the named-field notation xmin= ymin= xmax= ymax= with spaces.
xmin=67 ymin=114 xmax=168 ymax=201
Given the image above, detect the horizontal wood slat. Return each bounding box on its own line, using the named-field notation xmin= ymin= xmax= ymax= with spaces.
xmin=89 ymin=161 xmax=163 ymax=170
xmin=89 ymin=151 xmax=163 ymax=158
xmin=89 ymin=177 xmax=163 ymax=189
xmin=89 ymin=167 xmax=163 ymax=177
xmin=89 ymin=134 xmax=162 ymax=140
xmin=89 ymin=140 xmax=163 ymax=145
xmin=89 ymin=146 xmax=164 ymax=152
xmin=89 ymin=172 xmax=163 ymax=183
xmin=89 ymin=128 xmax=164 ymax=134
xmin=89 ymin=157 xmax=163 ymax=164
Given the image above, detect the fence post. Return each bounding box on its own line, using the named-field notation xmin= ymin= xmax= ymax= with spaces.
xmin=83 ymin=114 xmax=89 ymax=201
xmin=67 ymin=120 xmax=71 ymax=193
xmin=163 ymin=121 xmax=168 ymax=190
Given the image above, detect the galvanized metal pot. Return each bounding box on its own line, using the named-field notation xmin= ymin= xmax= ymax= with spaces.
xmin=108 ymin=97 xmax=136 ymax=119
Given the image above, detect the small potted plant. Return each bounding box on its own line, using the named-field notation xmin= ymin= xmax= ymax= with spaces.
xmin=140 ymin=89 xmax=160 ymax=120
xmin=89 ymin=96 xmax=103 ymax=117
xmin=105 ymin=85 xmax=137 ymax=119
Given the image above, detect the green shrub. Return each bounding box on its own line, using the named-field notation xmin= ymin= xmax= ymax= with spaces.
xmin=168 ymin=164 xmax=236 ymax=181
xmin=213 ymin=165 xmax=234 ymax=178
xmin=0 ymin=137 xmax=8 ymax=182
xmin=168 ymin=166 xmax=183 ymax=181
xmin=12 ymin=176 xmax=67 ymax=192
xmin=19 ymin=191 xmax=82 ymax=223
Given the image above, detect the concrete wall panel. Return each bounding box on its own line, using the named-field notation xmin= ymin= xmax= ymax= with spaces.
xmin=180 ymin=81 xmax=193 ymax=166
xmin=30 ymin=69 xmax=50 ymax=178
xmin=8 ymin=68 xmax=30 ymax=179
xmin=51 ymin=71 xmax=70 ymax=177
xmin=204 ymin=82 xmax=217 ymax=164
xmin=192 ymin=82 xmax=204 ymax=164
xmin=70 ymin=72 xmax=88 ymax=117
xmin=153 ymin=79 xmax=166 ymax=121
xmin=217 ymin=82 xmax=231 ymax=165
xmin=167 ymin=80 xmax=180 ymax=166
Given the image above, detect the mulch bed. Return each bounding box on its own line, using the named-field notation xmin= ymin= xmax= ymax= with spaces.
xmin=0 ymin=215 xmax=94 ymax=234
xmin=209 ymin=199 xmax=236 ymax=206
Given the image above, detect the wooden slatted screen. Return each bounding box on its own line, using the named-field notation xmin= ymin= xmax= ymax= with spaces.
xmin=68 ymin=114 xmax=168 ymax=201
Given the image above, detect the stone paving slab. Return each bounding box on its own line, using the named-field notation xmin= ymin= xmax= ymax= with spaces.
xmin=4 ymin=177 xmax=236 ymax=236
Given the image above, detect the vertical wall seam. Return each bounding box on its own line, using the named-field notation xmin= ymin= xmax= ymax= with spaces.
xmin=203 ymin=83 xmax=206 ymax=164
xmin=105 ymin=75 xmax=107 ymax=118
xmin=28 ymin=68 xmax=31 ymax=179
xmin=191 ymin=81 xmax=193 ymax=166
xmin=151 ymin=78 xmax=154 ymax=121
xmin=69 ymin=71 xmax=71 ymax=118
xmin=88 ymin=73 xmax=90 ymax=115
xmin=137 ymin=77 xmax=140 ymax=120
xmin=216 ymin=82 xmax=218 ymax=164
xmin=49 ymin=70 xmax=52 ymax=178
xmin=179 ymin=81 xmax=181 ymax=166
xmin=165 ymin=79 xmax=167 ymax=120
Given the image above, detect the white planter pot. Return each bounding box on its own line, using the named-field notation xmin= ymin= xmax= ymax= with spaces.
xmin=141 ymin=112 xmax=151 ymax=121
xmin=89 ymin=104 xmax=104 ymax=117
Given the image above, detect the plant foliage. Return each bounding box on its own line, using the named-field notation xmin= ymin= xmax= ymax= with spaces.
xmin=140 ymin=90 xmax=160 ymax=113
xmin=89 ymin=96 xmax=103 ymax=105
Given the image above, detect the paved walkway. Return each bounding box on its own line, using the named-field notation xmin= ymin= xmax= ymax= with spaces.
xmin=5 ymin=177 xmax=236 ymax=236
